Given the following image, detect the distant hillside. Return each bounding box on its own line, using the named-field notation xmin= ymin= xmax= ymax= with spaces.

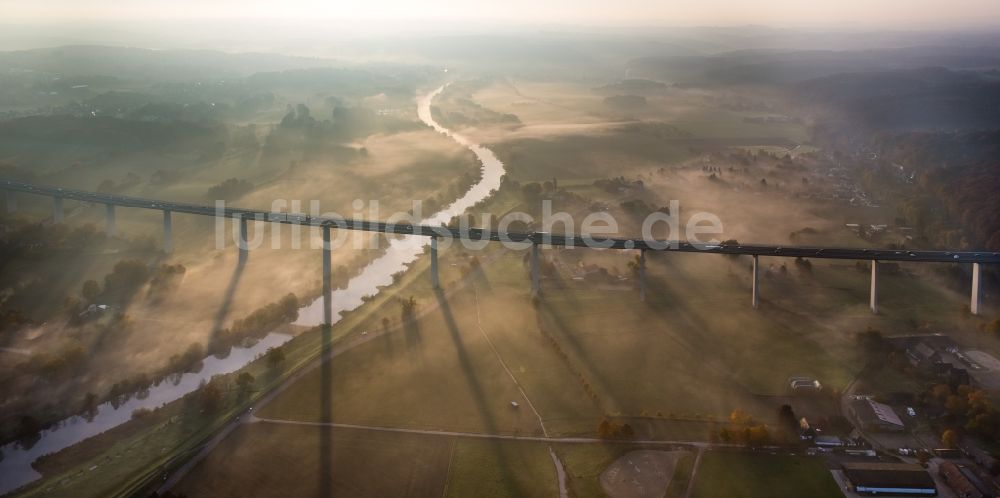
xmin=0 ymin=45 xmax=334 ymax=82
xmin=796 ymin=67 xmax=1000 ymax=131
xmin=0 ymin=115 xmax=227 ymax=170
xmin=932 ymin=160 xmax=1000 ymax=249
xmin=594 ymin=79 xmax=670 ymax=96
xmin=626 ymin=46 xmax=1000 ymax=86
xmin=876 ymin=131 xmax=1000 ymax=250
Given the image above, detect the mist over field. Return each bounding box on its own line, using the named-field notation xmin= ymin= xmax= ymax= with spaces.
xmin=1 ymin=3 xmax=1000 ymax=497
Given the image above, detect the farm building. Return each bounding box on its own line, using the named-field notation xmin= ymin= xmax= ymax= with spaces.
xmin=851 ymin=398 xmax=905 ymax=432
xmin=939 ymin=461 xmax=996 ymax=498
xmin=842 ymin=462 xmax=937 ymax=496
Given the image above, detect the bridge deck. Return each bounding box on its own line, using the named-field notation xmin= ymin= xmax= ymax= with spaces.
xmin=4 ymin=179 xmax=997 ymax=264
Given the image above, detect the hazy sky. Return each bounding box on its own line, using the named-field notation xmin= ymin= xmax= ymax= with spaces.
xmin=3 ymin=0 xmax=1000 ymax=27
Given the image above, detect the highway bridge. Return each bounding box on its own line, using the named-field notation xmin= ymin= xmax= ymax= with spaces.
xmin=3 ymin=178 xmax=994 ymax=317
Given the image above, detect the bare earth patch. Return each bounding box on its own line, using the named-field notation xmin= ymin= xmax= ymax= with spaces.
xmin=599 ymin=449 xmax=691 ymax=498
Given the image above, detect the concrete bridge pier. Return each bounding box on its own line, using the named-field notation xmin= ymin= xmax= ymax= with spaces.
xmin=639 ymin=249 xmax=647 ymax=302
xmin=531 ymin=242 xmax=540 ymax=297
xmin=870 ymin=260 xmax=880 ymax=314
xmin=53 ymin=196 xmax=64 ymax=224
xmin=751 ymin=255 xmax=760 ymax=309
xmin=4 ymin=190 xmax=15 ymax=213
xmin=430 ymin=237 xmax=440 ymax=289
xmin=322 ymin=225 xmax=332 ymax=326
xmin=162 ymin=211 xmax=173 ymax=254
xmin=971 ymin=262 xmax=982 ymax=316
xmin=105 ymin=204 xmax=116 ymax=237
xmin=238 ymin=215 xmax=249 ymax=263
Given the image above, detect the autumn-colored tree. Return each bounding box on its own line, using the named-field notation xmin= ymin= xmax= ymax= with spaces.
xmin=747 ymin=425 xmax=770 ymax=446
xmin=730 ymin=409 xmax=753 ymax=426
xmin=597 ymin=419 xmax=613 ymax=439
xmin=941 ymin=429 xmax=959 ymax=448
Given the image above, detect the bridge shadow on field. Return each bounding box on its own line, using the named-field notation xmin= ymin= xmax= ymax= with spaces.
xmin=434 ymin=287 xmax=525 ymax=497
xmin=534 ymin=281 xmax=622 ymax=414
xmin=319 ymin=321 xmax=333 ymax=496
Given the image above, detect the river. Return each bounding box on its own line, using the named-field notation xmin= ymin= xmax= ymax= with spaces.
xmin=293 ymin=84 xmax=505 ymax=326
xmin=0 ymin=84 xmax=505 ymax=495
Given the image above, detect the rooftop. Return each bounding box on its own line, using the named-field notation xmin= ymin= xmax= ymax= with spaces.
xmin=843 ymin=462 xmax=936 ymax=490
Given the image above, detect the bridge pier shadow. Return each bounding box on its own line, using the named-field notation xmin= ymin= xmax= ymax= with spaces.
xmin=434 ymin=287 xmax=524 ymax=497
xmin=319 ymin=322 xmax=333 ymax=496
xmin=208 ymin=256 xmax=247 ymax=346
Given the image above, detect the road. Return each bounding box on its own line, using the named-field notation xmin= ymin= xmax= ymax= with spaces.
xmin=246 ymin=416 xmax=721 ymax=448
xmin=473 ymin=285 xmax=568 ymax=496
xmin=683 ymin=447 xmax=705 ymax=498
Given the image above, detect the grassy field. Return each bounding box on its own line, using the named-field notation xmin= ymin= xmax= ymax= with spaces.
xmin=444 ymin=439 xmax=557 ymax=498
xmin=170 ymin=423 xmax=561 ymax=498
xmin=554 ymin=443 xmax=627 ymax=497
xmin=171 ymin=424 xmax=716 ymax=498
xmin=688 ymin=451 xmax=842 ymax=498
xmin=665 ymin=451 xmax=696 ymax=498
xmin=174 ymin=424 xmax=455 ymax=498
xmin=255 ymin=233 xmax=976 ymax=442
xmin=252 ymin=241 xmax=900 ymax=439
xmin=257 ymin=249 xmax=568 ymax=436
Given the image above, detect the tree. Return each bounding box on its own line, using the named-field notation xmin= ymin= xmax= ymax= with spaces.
xmin=399 ymin=296 xmax=418 ymax=320
xmin=81 ymin=280 xmax=101 ymax=302
xmin=596 ymin=418 xmax=633 ymax=439
xmin=794 ymin=257 xmax=813 ymax=274
xmin=856 ymin=328 xmax=888 ymax=359
xmin=16 ymin=415 xmax=42 ymax=443
xmin=206 ymin=178 xmax=254 ymax=201
xmin=747 ymin=425 xmax=770 ymax=446
xmin=198 ymin=380 xmax=223 ymax=414
xmin=103 ymin=259 xmax=151 ymax=297
xmin=81 ymin=392 xmax=98 ymax=414
xmin=988 ymin=319 xmax=1000 ymax=337
xmin=778 ymin=404 xmax=798 ymax=433
xmin=597 ymin=419 xmax=613 ymax=438
xmin=941 ymin=429 xmax=959 ymax=448
xmin=236 ymin=372 xmax=255 ymax=396
xmin=266 ymin=347 xmax=286 ymax=369
xmin=720 ymin=239 xmax=741 ymax=263
xmin=521 ymin=182 xmax=543 ymax=202
xmin=730 ymin=409 xmax=753 ymax=426
xmin=946 ymin=394 xmax=968 ymax=417
xmin=626 ymin=255 xmax=642 ymax=277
